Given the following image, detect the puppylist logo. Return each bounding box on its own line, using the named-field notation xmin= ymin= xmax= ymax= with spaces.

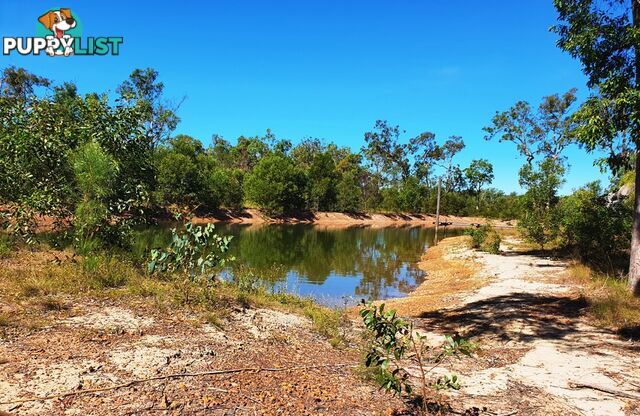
xmin=3 ymin=8 xmax=123 ymax=56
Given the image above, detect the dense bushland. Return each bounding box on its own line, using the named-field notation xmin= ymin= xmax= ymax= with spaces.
xmin=0 ymin=65 xmax=521 ymax=246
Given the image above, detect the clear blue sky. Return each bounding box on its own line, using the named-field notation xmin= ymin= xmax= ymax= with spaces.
xmin=0 ymin=0 xmax=608 ymax=194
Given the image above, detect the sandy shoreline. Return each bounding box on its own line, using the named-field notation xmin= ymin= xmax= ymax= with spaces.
xmin=190 ymin=208 xmax=515 ymax=228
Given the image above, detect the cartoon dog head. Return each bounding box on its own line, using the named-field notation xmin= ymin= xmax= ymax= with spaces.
xmin=38 ymin=9 xmax=76 ymax=39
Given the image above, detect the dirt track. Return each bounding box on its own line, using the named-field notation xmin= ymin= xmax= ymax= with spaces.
xmin=406 ymin=236 xmax=640 ymax=415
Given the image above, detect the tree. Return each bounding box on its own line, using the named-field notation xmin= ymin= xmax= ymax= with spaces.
xmin=335 ymin=153 xmax=365 ymax=212
xmin=362 ymin=120 xmax=409 ymax=184
xmin=559 ymin=182 xmax=632 ymax=269
xmin=433 ymin=136 xmax=466 ymax=191
xmin=244 ymin=154 xmax=307 ymax=215
xmin=484 ymin=90 xmax=577 ymax=166
xmin=407 ymin=131 xmax=438 ymax=184
xmin=518 ymin=158 xmax=565 ymax=249
xmin=464 ymin=159 xmax=494 ymax=207
xmin=307 ymin=152 xmax=338 ymax=211
xmin=335 ymin=171 xmax=363 ymax=212
xmin=116 ymin=68 xmax=179 ymax=146
xmin=553 ymin=0 xmax=640 ymax=293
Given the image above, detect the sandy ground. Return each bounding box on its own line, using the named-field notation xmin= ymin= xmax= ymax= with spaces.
xmin=406 ymin=236 xmax=640 ymax=415
xmin=0 ymin=300 xmax=404 ymax=415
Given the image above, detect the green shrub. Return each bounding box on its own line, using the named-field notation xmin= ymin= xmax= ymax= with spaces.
xmin=518 ymin=158 xmax=564 ymax=249
xmin=148 ymin=217 xmax=234 ymax=281
xmin=465 ymin=224 xmax=501 ymax=254
xmin=72 ymin=141 xmax=119 ymax=251
xmin=359 ymin=301 xmax=475 ymax=410
xmin=559 ymin=181 xmax=631 ymax=270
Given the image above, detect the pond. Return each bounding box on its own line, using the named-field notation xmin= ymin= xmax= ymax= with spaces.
xmin=132 ymin=223 xmax=464 ymax=307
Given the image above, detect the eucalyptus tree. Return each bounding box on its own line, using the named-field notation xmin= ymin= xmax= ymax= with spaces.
xmin=116 ymin=68 xmax=179 ymax=147
xmin=436 ymin=136 xmax=466 ymax=191
xmin=362 ymin=120 xmax=410 ymax=184
xmin=553 ymin=0 xmax=640 ymax=294
xmin=483 ymin=89 xmax=577 ymax=166
xmin=464 ymin=159 xmax=494 ymax=208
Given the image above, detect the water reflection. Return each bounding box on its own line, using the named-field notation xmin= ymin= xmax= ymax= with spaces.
xmin=133 ymin=223 xmax=462 ymax=306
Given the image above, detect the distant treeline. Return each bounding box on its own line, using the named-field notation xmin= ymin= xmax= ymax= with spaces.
xmin=0 ymin=66 xmax=520 ymax=229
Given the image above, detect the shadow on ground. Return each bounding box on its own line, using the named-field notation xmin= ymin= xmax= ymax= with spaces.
xmin=418 ymin=293 xmax=589 ymax=343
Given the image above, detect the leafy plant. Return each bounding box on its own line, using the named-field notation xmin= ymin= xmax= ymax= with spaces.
xmin=147 ymin=216 xmax=234 ymax=281
xmin=359 ymin=301 xmax=475 ymax=412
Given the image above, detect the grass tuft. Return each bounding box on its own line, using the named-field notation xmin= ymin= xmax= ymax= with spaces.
xmin=569 ymin=264 xmax=640 ymax=338
xmin=0 ymin=250 xmax=349 ymax=345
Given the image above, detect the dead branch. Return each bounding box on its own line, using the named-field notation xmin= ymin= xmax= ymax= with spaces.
xmin=0 ymin=363 xmax=355 ymax=406
xmin=568 ymin=382 xmax=640 ymax=401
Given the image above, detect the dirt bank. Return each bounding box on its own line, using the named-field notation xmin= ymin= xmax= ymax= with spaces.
xmin=191 ymin=208 xmax=514 ymax=228
xmin=391 ymin=235 xmax=640 ymax=415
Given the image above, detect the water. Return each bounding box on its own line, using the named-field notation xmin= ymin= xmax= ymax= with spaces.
xmin=132 ymin=223 xmax=463 ymax=306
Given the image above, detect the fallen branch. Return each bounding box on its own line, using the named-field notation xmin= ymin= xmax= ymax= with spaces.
xmin=568 ymin=382 xmax=640 ymax=401
xmin=0 ymin=363 xmax=355 ymax=406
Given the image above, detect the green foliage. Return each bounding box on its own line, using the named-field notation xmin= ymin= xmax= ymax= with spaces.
xmin=559 ymin=182 xmax=632 ymax=270
xmin=484 ymin=90 xmax=577 ymax=164
xmin=148 ymin=217 xmax=234 ymax=281
xmin=465 ymin=224 xmax=501 ymax=254
xmin=0 ymin=65 xmax=528 ymax=226
xmin=433 ymin=373 xmax=461 ymax=390
xmin=244 ymin=154 xmax=307 ymax=215
xmin=464 ymin=159 xmax=494 ymax=203
xmin=518 ymin=158 xmax=565 ymax=249
xmin=553 ymin=1 xmax=639 ymax=289
xmin=307 ymin=152 xmax=338 ymax=211
xmin=72 ymin=141 xmax=119 ymax=250
xmin=359 ymin=301 xmax=475 ymax=408
xmin=0 ymin=66 xmax=166 ymax=242
xmin=335 ymin=171 xmax=363 ymax=212
xmin=73 ymin=141 xmax=118 ymax=200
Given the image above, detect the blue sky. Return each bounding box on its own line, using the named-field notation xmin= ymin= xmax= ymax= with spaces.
xmin=0 ymin=0 xmax=608 ymax=194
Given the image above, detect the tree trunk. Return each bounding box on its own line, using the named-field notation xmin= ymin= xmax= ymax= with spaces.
xmin=629 ymin=0 xmax=640 ymax=295
xmin=629 ymin=154 xmax=640 ymax=295
xmin=434 ymin=177 xmax=441 ymax=246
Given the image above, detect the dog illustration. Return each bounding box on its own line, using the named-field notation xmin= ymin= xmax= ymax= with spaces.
xmin=38 ymin=8 xmax=76 ymax=56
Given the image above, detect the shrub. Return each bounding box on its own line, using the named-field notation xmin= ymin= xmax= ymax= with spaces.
xmin=335 ymin=171 xmax=363 ymax=212
xmin=72 ymin=141 xmax=119 ymax=251
xmin=559 ymin=181 xmax=631 ymax=270
xmin=0 ymin=234 xmax=14 ymax=258
xmin=359 ymin=301 xmax=475 ymax=412
xmin=148 ymin=216 xmax=234 ymax=281
xmin=465 ymin=224 xmax=501 ymax=254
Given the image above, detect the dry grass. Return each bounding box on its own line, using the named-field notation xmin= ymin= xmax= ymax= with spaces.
xmin=568 ymin=263 xmax=640 ymax=335
xmin=382 ymin=236 xmax=487 ymax=317
xmin=0 ymin=250 xmax=347 ymax=345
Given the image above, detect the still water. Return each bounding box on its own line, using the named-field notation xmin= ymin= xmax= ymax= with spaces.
xmin=133 ymin=224 xmax=463 ymax=306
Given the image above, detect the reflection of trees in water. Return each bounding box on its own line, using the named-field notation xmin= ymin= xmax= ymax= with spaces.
xmin=226 ymin=225 xmax=461 ymax=300
xmin=134 ymin=223 xmax=462 ymax=300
